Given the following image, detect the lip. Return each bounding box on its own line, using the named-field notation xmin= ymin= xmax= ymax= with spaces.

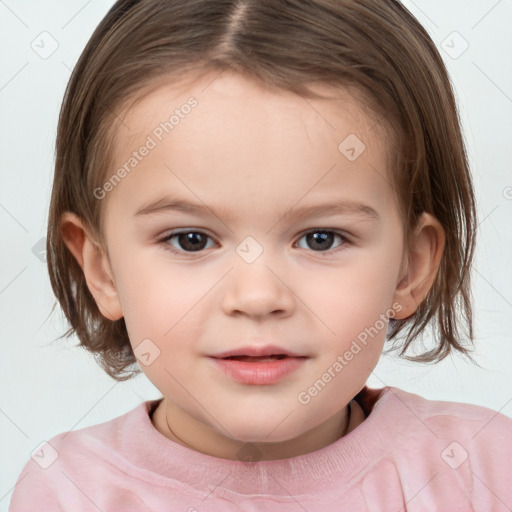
xmin=209 ymin=356 xmax=307 ymax=385
xmin=210 ymin=344 xmax=305 ymax=359
xmin=208 ymin=344 xmax=309 ymax=385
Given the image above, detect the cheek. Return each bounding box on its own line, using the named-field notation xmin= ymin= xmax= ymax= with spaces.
xmin=114 ymin=261 xmax=211 ymax=391
xmin=112 ymin=251 xmax=208 ymax=345
xmin=302 ymin=258 xmax=399 ymax=339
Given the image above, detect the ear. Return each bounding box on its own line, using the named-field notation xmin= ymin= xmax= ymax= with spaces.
xmin=392 ymin=212 xmax=445 ymax=319
xmin=60 ymin=212 xmax=123 ymax=321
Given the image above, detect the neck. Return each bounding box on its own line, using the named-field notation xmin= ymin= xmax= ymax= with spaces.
xmin=151 ymin=398 xmax=363 ymax=461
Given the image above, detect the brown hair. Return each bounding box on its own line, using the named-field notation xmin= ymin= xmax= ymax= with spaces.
xmin=47 ymin=0 xmax=477 ymax=381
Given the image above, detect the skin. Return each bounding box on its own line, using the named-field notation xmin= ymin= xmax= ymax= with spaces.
xmin=61 ymin=70 xmax=445 ymax=461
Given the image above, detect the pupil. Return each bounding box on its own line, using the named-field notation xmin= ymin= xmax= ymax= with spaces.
xmin=308 ymin=232 xmax=333 ymax=251
xmin=180 ymin=232 xmax=206 ymax=251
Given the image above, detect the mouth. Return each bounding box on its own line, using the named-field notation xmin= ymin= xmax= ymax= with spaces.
xmin=220 ymin=354 xmax=292 ymax=362
xmin=208 ymin=347 xmax=308 ymax=385
xmin=210 ymin=344 xmax=307 ymax=360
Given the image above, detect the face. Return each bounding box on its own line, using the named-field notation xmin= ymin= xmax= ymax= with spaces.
xmin=99 ymin=71 xmax=407 ymax=459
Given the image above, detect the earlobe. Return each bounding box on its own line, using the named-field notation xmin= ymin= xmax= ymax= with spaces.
xmin=392 ymin=212 xmax=445 ymax=319
xmin=60 ymin=212 xmax=123 ymax=321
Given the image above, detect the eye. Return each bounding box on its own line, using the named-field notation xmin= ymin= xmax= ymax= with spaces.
xmin=160 ymin=230 xmax=216 ymax=255
xmin=295 ymin=229 xmax=349 ymax=252
xmin=158 ymin=228 xmax=351 ymax=257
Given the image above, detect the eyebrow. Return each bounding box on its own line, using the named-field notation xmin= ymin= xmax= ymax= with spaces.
xmin=134 ymin=196 xmax=380 ymax=221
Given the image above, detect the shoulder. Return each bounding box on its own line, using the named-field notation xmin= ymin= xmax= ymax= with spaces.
xmin=375 ymin=386 xmax=512 ymax=507
xmin=44 ymin=398 xmax=155 ymax=460
xmin=9 ymin=399 xmax=158 ymax=509
xmin=380 ymin=386 xmax=512 ymax=439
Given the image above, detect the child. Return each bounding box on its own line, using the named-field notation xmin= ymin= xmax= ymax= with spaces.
xmin=10 ymin=0 xmax=512 ymax=510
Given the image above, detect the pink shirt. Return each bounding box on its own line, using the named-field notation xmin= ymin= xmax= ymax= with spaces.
xmin=9 ymin=386 xmax=512 ymax=511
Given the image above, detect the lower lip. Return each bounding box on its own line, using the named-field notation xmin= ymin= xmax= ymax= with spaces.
xmin=209 ymin=357 xmax=307 ymax=385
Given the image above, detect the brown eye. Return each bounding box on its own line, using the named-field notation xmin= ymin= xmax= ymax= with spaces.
xmin=296 ymin=230 xmax=348 ymax=252
xmin=162 ymin=231 xmax=215 ymax=253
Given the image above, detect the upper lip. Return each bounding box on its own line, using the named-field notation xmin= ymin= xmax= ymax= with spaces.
xmin=210 ymin=344 xmax=307 ymax=359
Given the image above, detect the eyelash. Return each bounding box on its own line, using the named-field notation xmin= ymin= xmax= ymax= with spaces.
xmin=157 ymin=229 xmax=352 ymax=257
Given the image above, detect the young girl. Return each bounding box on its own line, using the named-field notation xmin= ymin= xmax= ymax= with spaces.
xmin=10 ymin=0 xmax=512 ymax=510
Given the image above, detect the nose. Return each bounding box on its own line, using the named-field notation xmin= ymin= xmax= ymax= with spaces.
xmin=221 ymin=252 xmax=296 ymax=319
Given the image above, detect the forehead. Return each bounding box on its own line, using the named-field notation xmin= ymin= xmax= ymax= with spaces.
xmin=102 ymin=70 xmax=395 ymax=223
xmin=112 ymin=70 xmax=390 ymax=166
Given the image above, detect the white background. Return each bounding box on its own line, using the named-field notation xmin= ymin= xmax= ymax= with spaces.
xmin=1 ymin=0 xmax=511 ymax=508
